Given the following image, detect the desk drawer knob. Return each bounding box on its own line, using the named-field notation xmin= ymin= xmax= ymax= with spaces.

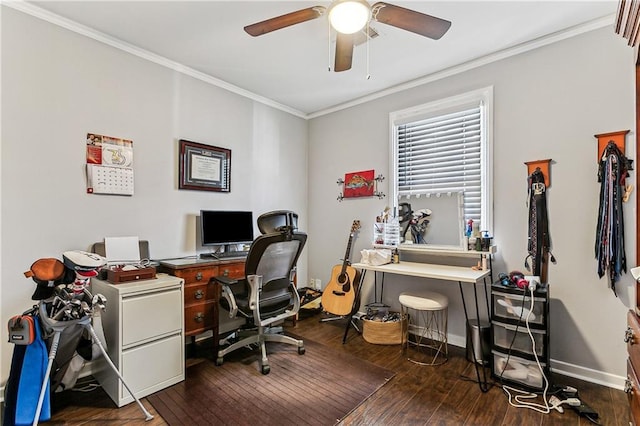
xmin=625 ymin=326 xmax=635 ymax=344
xmin=194 ymin=312 xmax=205 ymax=323
xmin=222 ymin=269 xmax=229 ymax=277
xmin=625 ymin=378 xmax=634 ymax=394
xmin=195 ymin=272 xmax=203 ymax=281
xmin=194 ymin=290 xmax=204 ymax=300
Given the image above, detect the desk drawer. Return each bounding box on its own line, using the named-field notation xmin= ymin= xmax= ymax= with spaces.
xmin=218 ymin=262 xmax=245 ymax=279
xmin=184 ymin=302 xmax=216 ymax=336
xmin=172 ymin=266 xmax=219 ymax=284
xmin=184 ymin=282 xmax=218 ymax=305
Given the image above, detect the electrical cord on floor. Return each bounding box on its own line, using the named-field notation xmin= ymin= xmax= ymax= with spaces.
xmin=501 ymin=282 xmax=555 ymax=414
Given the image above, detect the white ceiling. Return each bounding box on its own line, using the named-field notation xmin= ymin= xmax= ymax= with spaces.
xmin=20 ymin=1 xmax=617 ymax=117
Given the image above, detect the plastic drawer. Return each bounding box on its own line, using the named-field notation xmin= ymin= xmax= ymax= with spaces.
xmin=492 ymin=290 xmax=546 ymax=326
xmin=492 ymin=320 xmax=545 ymax=357
xmin=492 ymin=350 xmax=546 ymax=390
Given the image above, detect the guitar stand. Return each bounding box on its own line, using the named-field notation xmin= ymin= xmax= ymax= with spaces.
xmin=342 ymin=314 xmax=361 ymax=344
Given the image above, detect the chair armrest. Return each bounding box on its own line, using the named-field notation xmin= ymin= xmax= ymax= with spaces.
xmin=214 ymin=276 xmax=241 ymax=319
xmin=214 ymin=275 xmax=239 ymax=286
xmin=246 ymin=274 xmax=262 ymax=311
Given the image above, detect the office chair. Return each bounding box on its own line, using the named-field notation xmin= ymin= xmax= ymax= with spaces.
xmin=256 ymin=210 xmax=298 ymax=234
xmin=213 ymin=211 xmax=307 ymax=374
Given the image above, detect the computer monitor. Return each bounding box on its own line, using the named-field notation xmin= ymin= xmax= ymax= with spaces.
xmin=200 ymin=210 xmax=254 ymax=250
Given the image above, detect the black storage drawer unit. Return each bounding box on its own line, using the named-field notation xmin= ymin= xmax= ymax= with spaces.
xmin=490 ymin=281 xmax=550 ymax=391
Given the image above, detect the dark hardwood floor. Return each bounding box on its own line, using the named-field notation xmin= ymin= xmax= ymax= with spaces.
xmin=44 ymin=313 xmax=628 ymax=425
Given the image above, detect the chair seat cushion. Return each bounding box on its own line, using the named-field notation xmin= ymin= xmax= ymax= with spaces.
xmin=399 ymin=291 xmax=448 ymax=310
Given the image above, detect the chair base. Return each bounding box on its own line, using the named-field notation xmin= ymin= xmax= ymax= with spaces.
xmin=216 ymin=325 xmax=304 ymax=375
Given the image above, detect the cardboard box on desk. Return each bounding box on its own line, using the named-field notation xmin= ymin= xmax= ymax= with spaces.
xmin=107 ymin=266 xmax=156 ymax=284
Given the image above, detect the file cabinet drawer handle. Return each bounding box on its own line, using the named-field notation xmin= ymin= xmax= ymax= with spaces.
xmin=195 ymin=272 xmax=203 ymax=281
xmin=194 ymin=290 xmax=204 ymax=300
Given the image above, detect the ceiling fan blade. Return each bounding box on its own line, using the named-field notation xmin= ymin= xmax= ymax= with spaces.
xmin=371 ymin=2 xmax=451 ymax=40
xmin=244 ymin=6 xmax=326 ymax=36
xmin=334 ymin=33 xmax=354 ymax=72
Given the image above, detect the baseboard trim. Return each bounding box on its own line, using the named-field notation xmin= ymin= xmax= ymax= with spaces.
xmin=549 ymin=358 xmax=626 ymax=391
xmin=445 ymin=332 xmax=626 ymax=390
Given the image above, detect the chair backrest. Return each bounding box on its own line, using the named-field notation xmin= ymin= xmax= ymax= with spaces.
xmin=257 ymin=210 xmax=299 ymax=235
xmin=245 ymin=228 xmax=307 ymax=291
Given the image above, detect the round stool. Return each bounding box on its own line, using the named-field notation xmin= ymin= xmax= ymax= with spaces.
xmin=399 ymin=291 xmax=448 ymax=366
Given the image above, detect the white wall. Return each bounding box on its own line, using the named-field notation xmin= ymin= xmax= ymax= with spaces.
xmin=0 ymin=7 xmax=308 ymax=382
xmin=308 ymin=27 xmax=635 ymax=387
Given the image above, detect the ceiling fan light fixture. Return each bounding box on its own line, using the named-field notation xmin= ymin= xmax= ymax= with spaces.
xmin=328 ymin=0 xmax=371 ymax=34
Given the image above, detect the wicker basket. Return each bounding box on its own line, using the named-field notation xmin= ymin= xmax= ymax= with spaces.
xmin=362 ymin=315 xmax=406 ymax=345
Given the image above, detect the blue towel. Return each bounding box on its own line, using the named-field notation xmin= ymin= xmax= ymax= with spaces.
xmin=14 ymin=318 xmax=50 ymax=425
xmin=2 ymin=344 xmax=26 ymax=426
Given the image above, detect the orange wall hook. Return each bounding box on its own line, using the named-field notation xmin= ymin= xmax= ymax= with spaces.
xmin=595 ymin=130 xmax=630 ymax=161
xmin=525 ymin=159 xmax=552 ymax=188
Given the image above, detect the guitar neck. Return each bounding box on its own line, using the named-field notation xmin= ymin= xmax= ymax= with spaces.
xmin=340 ymin=233 xmax=354 ymax=274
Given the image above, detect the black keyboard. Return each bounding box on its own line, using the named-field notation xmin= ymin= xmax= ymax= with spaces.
xmin=215 ymin=251 xmax=248 ymax=259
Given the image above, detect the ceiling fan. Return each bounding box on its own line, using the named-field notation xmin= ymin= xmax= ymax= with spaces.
xmin=244 ymin=0 xmax=451 ymax=72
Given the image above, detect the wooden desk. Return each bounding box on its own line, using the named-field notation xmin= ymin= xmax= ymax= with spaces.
xmin=159 ymin=257 xmax=246 ymax=356
xmin=351 ymin=261 xmax=492 ymax=392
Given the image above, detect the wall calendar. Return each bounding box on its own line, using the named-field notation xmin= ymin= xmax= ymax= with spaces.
xmin=85 ymin=133 xmax=134 ymax=196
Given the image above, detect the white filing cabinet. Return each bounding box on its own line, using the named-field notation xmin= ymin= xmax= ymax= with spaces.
xmin=91 ymin=273 xmax=185 ymax=407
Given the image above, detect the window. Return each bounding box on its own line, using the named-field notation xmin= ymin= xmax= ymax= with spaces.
xmin=390 ymin=87 xmax=493 ymax=233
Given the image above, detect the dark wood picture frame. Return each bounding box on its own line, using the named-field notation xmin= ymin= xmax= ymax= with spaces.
xmin=179 ymin=139 xmax=231 ymax=192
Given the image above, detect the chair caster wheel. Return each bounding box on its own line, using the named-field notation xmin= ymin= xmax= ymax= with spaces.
xmin=215 ymin=357 xmax=224 ymax=366
xmin=261 ymin=364 xmax=270 ymax=375
xmin=298 ymin=347 xmax=305 ymax=355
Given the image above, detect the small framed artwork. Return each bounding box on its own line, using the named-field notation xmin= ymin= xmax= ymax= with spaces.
xmin=179 ymin=139 xmax=231 ymax=192
xmin=343 ymin=169 xmax=375 ymax=198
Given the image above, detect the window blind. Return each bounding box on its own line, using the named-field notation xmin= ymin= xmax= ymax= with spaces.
xmin=397 ymin=105 xmax=482 ymax=222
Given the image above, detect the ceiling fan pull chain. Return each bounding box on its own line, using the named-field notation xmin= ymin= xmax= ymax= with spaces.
xmin=366 ymin=23 xmax=371 ymax=80
xmin=328 ymin=20 xmax=332 ymax=72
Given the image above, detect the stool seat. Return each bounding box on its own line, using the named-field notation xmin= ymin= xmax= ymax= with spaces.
xmin=399 ymin=291 xmax=449 ymax=311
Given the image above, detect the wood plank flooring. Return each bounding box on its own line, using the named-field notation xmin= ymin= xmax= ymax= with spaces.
xmin=44 ymin=313 xmax=628 ymax=425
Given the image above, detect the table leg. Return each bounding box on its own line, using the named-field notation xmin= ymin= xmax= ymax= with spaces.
xmin=459 ymin=281 xmax=490 ymax=393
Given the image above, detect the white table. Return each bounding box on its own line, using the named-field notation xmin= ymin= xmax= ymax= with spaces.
xmin=350 ymin=261 xmax=492 ymax=392
xmin=351 ymin=261 xmax=490 ymax=283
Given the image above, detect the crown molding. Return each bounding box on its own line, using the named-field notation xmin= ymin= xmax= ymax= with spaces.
xmin=4 ymin=1 xmax=615 ymax=120
xmin=2 ymin=1 xmax=308 ymax=119
xmin=307 ymin=13 xmax=616 ymax=119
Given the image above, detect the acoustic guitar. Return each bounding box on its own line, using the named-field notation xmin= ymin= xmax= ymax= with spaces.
xmin=322 ymin=220 xmax=361 ymax=316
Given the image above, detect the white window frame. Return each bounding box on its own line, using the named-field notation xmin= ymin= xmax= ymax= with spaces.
xmin=389 ymin=86 xmax=494 ymax=235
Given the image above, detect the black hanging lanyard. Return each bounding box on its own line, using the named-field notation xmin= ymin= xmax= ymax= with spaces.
xmin=525 ymin=169 xmax=555 ymax=278
xmin=595 ymin=142 xmax=632 ymax=295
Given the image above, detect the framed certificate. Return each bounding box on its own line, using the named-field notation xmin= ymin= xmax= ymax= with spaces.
xmin=179 ymin=139 xmax=231 ymax=192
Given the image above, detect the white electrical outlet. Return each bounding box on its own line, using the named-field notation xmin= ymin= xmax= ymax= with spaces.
xmin=316 ymin=278 xmax=322 ymax=289
xmin=309 ymin=278 xmax=315 ymax=288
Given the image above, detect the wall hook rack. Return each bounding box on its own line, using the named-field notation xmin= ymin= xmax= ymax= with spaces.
xmin=337 ymin=172 xmax=386 ymax=202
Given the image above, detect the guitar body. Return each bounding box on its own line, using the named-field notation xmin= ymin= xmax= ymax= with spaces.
xmin=322 ymin=264 xmax=359 ymax=316
xmin=321 ymin=220 xmax=362 ymax=317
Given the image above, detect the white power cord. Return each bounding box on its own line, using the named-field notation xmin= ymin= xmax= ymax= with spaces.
xmin=502 ymin=282 xmax=555 ymax=414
